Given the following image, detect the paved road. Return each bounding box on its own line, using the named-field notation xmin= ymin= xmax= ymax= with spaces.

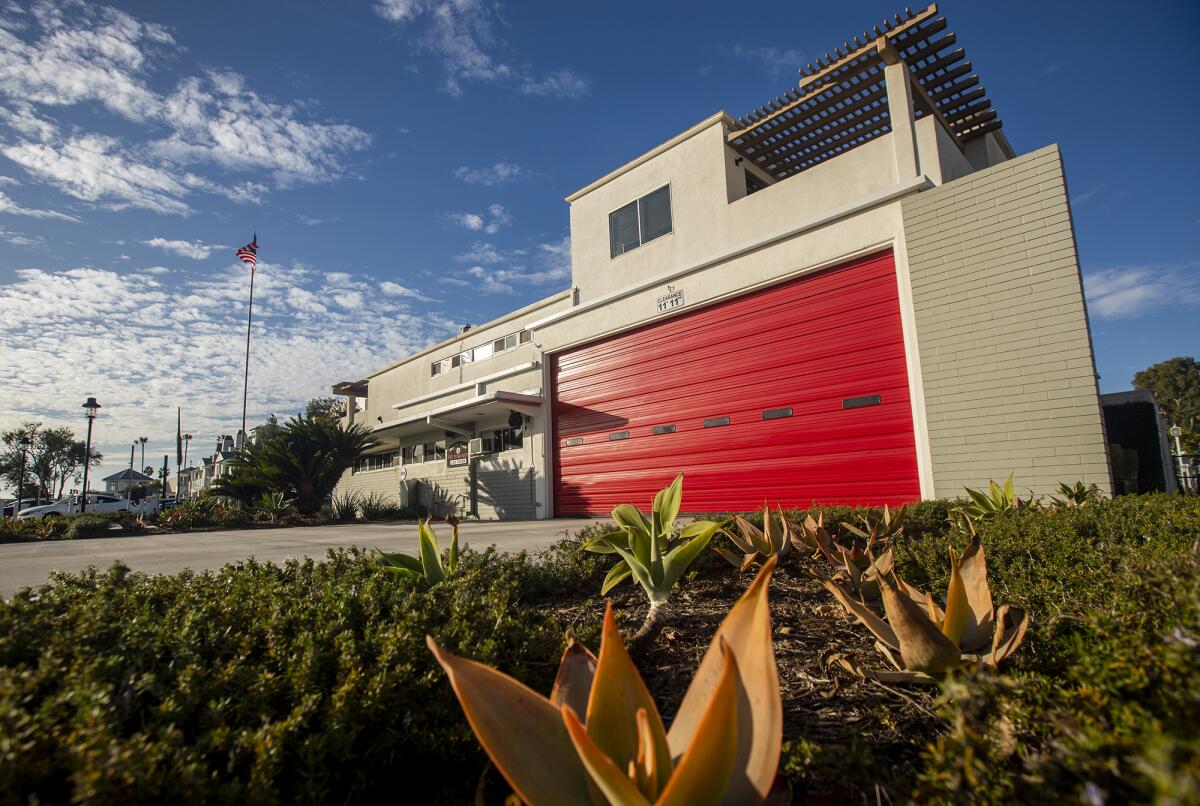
xmin=0 ymin=519 xmax=604 ymax=598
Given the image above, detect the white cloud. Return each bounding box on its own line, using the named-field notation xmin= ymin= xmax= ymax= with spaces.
xmin=450 ymin=202 xmax=511 ymax=234
xmin=3 ymin=134 xmax=194 ymax=215
xmin=373 ymin=0 xmax=587 ymax=99
xmin=448 ymin=235 xmax=570 ymax=294
xmin=287 ymin=286 xmax=328 ymax=315
xmin=453 ymin=161 xmax=526 ymax=186
xmin=452 ymin=212 xmax=485 ymax=231
xmin=0 ymin=225 xmax=44 ymax=247
xmin=0 ymin=3 xmax=370 ymax=215
xmin=333 ymin=291 xmax=363 ymax=309
xmin=721 ymin=43 xmax=806 ymax=78
xmin=143 ymin=237 xmax=226 ymax=260
xmin=519 ymin=68 xmax=589 ymax=99
xmin=0 ymin=189 xmax=80 ymax=221
xmin=0 ymin=260 xmax=456 ymax=491
xmin=380 ymin=280 xmax=432 ymax=301
xmin=1071 ymin=185 xmax=1106 ymax=206
xmin=1084 ymin=264 xmax=1200 ymax=318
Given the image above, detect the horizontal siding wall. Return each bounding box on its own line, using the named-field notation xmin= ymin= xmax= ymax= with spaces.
xmin=902 ymin=144 xmax=1112 ymax=497
xmin=333 ymin=453 xmax=535 ymax=520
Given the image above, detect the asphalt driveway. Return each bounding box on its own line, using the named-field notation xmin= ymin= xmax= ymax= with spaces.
xmin=0 ymin=519 xmax=605 ymax=599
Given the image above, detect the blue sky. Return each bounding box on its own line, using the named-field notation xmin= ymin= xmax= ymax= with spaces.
xmin=1 ymin=0 xmax=1197 ymax=489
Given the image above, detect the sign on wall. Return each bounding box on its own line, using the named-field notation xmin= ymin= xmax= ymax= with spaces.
xmin=656 ymin=285 xmax=684 ymax=313
xmin=447 ymin=441 xmax=469 ymax=468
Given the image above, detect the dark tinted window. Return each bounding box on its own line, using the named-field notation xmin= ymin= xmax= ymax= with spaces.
xmin=639 ymin=185 xmax=672 ymax=242
xmin=609 ymin=200 xmax=640 ymax=256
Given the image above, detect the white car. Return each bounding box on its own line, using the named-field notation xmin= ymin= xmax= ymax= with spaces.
xmin=17 ymin=493 xmax=134 ymax=520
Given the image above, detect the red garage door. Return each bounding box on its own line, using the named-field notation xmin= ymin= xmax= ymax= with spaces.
xmin=551 ymin=250 xmax=920 ymax=515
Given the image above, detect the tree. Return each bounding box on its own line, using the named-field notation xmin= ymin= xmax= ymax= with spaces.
xmin=0 ymin=422 xmax=102 ymax=499
xmin=304 ymin=396 xmax=347 ymax=427
xmin=1133 ymin=356 xmax=1200 ymax=452
xmin=212 ymin=415 xmax=370 ymax=514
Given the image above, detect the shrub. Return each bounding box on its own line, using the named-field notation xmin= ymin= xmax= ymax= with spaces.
xmin=329 ymin=490 xmax=361 ymax=522
xmin=357 ymin=491 xmax=409 ymax=521
xmin=893 ymin=494 xmax=1200 ymax=803
xmin=63 ymin=513 xmax=113 ymax=540
xmin=0 ymin=547 xmax=591 ymax=803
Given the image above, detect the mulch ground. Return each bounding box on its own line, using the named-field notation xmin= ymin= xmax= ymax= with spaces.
xmin=539 ymin=558 xmax=941 ymax=801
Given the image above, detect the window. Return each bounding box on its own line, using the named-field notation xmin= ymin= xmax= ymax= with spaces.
xmin=423 ymin=441 xmax=445 ymax=462
xmin=402 ymin=445 xmax=418 ymax=465
xmin=482 ymin=427 xmax=523 ymax=453
xmin=354 ymin=452 xmax=398 ymax=473
xmin=430 ymin=330 xmax=531 ymax=375
xmin=609 ymin=185 xmax=672 ymax=257
xmin=652 ymin=424 xmax=676 ymax=435
xmin=703 ymin=416 xmax=731 ymax=428
xmin=745 ymin=169 xmax=767 ymax=195
xmin=762 ymin=407 xmax=792 ymax=420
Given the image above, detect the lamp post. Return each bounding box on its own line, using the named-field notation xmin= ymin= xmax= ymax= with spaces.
xmin=80 ymin=397 xmax=101 ymax=513
xmin=16 ymin=434 xmax=31 ymax=513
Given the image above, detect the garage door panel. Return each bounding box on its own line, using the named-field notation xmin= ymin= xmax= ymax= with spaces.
xmin=552 ymin=250 xmax=921 ymax=514
xmin=558 ymin=348 xmax=911 ymax=420
xmin=555 ymin=296 xmax=906 ymax=392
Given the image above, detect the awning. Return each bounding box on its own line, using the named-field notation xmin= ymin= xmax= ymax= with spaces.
xmin=372 ymin=390 xmax=543 ymax=440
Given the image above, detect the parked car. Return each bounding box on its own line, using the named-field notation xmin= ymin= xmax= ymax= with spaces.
xmin=17 ymin=493 xmax=132 ymax=520
xmin=3 ymin=497 xmax=48 ymax=518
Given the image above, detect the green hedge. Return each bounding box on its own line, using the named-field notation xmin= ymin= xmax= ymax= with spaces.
xmin=0 ymin=543 xmax=609 ymax=804
xmin=1 ymin=496 xmax=1197 ymax=803
xmin=895 ymin=495 xmax=1200 ymax=803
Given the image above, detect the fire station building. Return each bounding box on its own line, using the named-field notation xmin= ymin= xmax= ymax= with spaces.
xmin=332 ymin=5 xmax=1112 ymax=518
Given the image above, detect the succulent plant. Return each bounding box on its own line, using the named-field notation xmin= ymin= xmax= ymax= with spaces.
xmin=583 ymin=474 xmax=721 ymax=646
xmin=795 ymin=511 xmax=894 ymax=601
xmin=428 ymin=557 xmax=782 ymax=805
xmin=372 ymin=515 xmax=459 ymax=584
xmin=822 ymin=535 xmax=1029 ymax=683
xmin=714 ymin=505 xmax=794 ymax=571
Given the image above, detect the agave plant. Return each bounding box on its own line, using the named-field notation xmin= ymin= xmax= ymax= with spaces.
xmin=372 ymin=516 xmax=459 ymax=584
xmin=253 ymin=491 xmax=293 ymax=524
xmin=428 ymin=557 xmax=782 ymax=805
xmin=583 ymin=474 xmax=721 ymax=645
xmin=822 ymin=535 xmax=1029 ymax=683
xmin=1050 ymin=480 xmax=1101 ymax=509
xmin=952 ymin=475 xmax=1017 ymax=523
xmin=793 ymin=511 xmax=895 ymax=601
xmin=714 ymin=505 xmax=794 ymax=572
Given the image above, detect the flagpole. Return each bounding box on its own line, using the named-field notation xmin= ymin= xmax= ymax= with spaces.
xmin=240 ymin=248 xmax=256 ymax=440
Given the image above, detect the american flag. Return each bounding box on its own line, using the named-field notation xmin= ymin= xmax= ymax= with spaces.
xmin=236 ymin=234 xmax=258 ymax=270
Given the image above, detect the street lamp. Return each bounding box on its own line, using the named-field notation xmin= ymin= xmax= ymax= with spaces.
xmin=80 ymin=397 xmax=101 ymax=513
xmin=16 ymin=434 xmax=31 ymax=514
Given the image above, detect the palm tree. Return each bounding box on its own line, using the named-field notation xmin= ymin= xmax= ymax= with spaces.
xmin=212 ymin=415 xmax=371 ymax=514
xmin=137 ymin=436 xmax=148 ymax=483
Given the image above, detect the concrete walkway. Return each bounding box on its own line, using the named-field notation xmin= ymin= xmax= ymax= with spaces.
xmin=0 ymin=519 xmax=605 ymax=598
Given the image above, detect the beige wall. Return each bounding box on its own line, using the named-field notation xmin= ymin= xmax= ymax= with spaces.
xmin=359 ymin=290 xmax=571 ymax=429
xmin=902 ymin=144 xmax=1111 ymax=497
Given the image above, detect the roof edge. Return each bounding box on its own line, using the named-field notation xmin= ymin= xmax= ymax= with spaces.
xmin=365 ymin=288 xmax=571 ymax=380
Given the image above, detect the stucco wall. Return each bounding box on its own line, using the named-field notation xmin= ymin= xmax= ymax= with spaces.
xmin=901 ymin=144 xmax=1111 ymax=497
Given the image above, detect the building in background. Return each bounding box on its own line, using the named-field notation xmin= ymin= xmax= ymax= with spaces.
xmin=332 ymin=5 xmax=1111 ymax=518
xmin=102 ymin=468 xmax=154 ymax=495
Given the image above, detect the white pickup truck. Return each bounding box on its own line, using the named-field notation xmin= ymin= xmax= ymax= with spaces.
xmin=16 ymin=493 xmax=158 ymax=520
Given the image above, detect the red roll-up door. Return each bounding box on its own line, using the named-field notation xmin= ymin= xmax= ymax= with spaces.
xmin=550 ymin=250 xmax=920 ymax=515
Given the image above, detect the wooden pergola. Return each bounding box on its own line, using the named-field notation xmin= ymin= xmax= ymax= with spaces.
xmin=728 ymin=4 xmax=1001 ymax=181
